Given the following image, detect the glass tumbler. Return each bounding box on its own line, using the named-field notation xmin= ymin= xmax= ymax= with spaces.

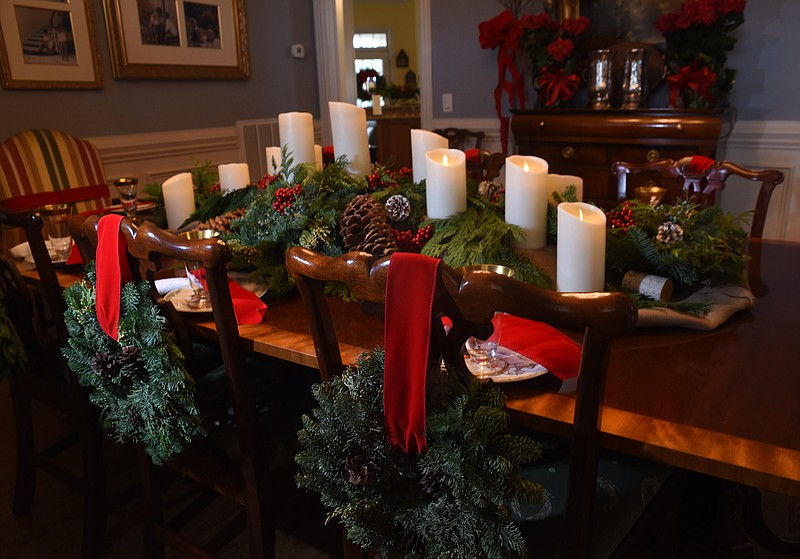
xmin=39 ymin=203 xmax=73 ymax=263
xmin=113 ymin=177 xmax=139 ymax=220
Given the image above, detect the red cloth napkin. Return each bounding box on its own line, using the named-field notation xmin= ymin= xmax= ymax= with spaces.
xmin=384 ymin=252 xmax=441 ymax=455
xmin=194 ymin=269 xmax=267 ymax=325
xmin=95 ymin=215 xmax=132 ymax=341
xmin=496 ymin=314 xmax=581 ymax=380
xmin=66 ymin=243 xmax=82 ymax=265
xmin=689 ymin=155 xmax=715 ymax=174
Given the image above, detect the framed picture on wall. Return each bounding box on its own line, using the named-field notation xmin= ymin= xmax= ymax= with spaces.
xmin=0 ymin=0 xmax=102 ymax=89
xmin=103 ymin=0 xmax=250 ymax=80
xmin=575 ymin=0 xmax=683 ymax=48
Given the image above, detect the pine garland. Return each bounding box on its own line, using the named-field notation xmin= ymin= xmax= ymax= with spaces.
xmin=61 ymin=263 xmax=204 ymax=464
xmin=296 ymin=348 xmax=543 ymax=558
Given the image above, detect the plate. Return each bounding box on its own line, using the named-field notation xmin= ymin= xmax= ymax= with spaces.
xmin=24 ymin=251 xmax=68 ymax=266
xmin=105 ymin=201 xmax=158 ymax=214
xmin=465 ymin=345 xmax=548 ymax=383
xmin=228 ymin=271 xmax=268 ymax=298
xmin=158 ymin=272 xmax=267 ymax=313
xmin=163 ymin=286 xmax=211 ymax=313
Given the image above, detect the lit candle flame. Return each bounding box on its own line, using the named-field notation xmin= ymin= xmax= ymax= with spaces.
xmin=579 ymin=208 xmax=584 ymax=221
xmin=442 ymin=154 xmax=449 ymax=166
xmin=523 ymin=161 xmax=530 ymax=172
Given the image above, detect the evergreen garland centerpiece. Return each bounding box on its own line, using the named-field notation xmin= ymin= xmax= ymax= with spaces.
xmin=62 ymin=263 xmax=204 ymax=464
xmin=296 ymin=348 xmax=544 ymax=558
xmin=605 ymin=199 xmax=749 ymax=290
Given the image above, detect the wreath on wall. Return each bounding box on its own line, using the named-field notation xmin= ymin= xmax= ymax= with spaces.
xmin=296 ymin=348 xmax=544 ymax=558
xmin=62 ymin=263 xmax=204 ymax=464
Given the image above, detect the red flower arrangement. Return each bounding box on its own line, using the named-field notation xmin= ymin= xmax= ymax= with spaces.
xmin=656 ymin=0 xmax=746 ymax=108
xmin=520 ymin=12 xmax=589 ymax=108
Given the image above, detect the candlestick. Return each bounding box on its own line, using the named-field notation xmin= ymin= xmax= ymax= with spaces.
xmin=425 ymin=148 xmax=466 ymax=219
xmin=504 ymin=155 xmax=549 ymax=249
xmin=218 ymin=163 xmax=250 ymax=192
xmin=557 ymin=202 xmax=607 ymax=292
xmin=547 ymin=174 xmax=584 ymax=204
xmin=329 ymin=101 xmax=371 ymax=176
xmin=278 ymin=112 xmax=316 ymax=165
xmin=162 ymin=173 xmax=196 ymax=230
xmin=411 ymin=129 xmax=448 ymax=184
xmin=265 ymin=146 xmax=282 ymax=175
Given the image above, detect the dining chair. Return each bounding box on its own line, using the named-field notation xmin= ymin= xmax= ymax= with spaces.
xmin=0 ymin=206 xmax=108 ymax=559
xmin=432 ymin=127 xmax=485 ymax=151
xmin=286 ymin=246 xmax=679 ymax=559
xmin=612 ymin=157 xmax=785 ymax=239
xmin=76 ymin=215 xmax=324 ymax=559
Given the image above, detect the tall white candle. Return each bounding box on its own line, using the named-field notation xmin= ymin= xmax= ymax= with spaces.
xmin=425 ymin=148 xmax=466 ymax=219
xmin=504 ymin=155 xmax=549 ymax=249
xmin=411 ymin=129 xmax=448 ymax=184
xmin=547 ymin=174 xmax=584 ymax=204
xmin=329 ymin=101 xmax=371 ymax=176
xmin=314 ymin=144 xmax=323 ymax=170
xmin=557 ymin=202 xmax=607 ymax=292
xmin=162 ymin=173 xmax=195 ymax=230
xmin=218 ymin=163 xmax=250 ymax=192
xmin=278 ymin=112 xmax=315 ymax=165
xmin=265 ymin=146 xmax=282 ymax=175
xmin=371 ymin=93 xmax=382 ymax=116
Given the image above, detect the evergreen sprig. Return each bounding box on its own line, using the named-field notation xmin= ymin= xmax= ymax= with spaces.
xmin=296 ymin=348 xmax=543 ymax=558
xmin=61 ymin=263 xmax=204 ymax=464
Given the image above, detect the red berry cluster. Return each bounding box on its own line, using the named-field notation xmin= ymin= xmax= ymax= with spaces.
xmin=272 ymin=184 xmax=302 ymax=214
xmin=607 ymin=200 xmax=636 ymax=232
xmin=209 ymin=183 xmax=221 ymax=193
xmin=367 ymin=169 xmax=398 ymax=192
xmin=257 ymin=173 xmax=279 ymax=189
xmin=392 ymin=225 xmax=434 ymax=252
xmin=397 ymin=166 xmax=413 ymax=178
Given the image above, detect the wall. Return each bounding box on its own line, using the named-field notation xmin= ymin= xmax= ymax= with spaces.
xmin=0 ymin=1 xmax=320 ymax=139
xmin=353 ymin=0 xmax=418 ymax=88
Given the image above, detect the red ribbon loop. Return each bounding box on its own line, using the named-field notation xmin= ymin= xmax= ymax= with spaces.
xmin=95 ymin=215 xmax=133 ymax=341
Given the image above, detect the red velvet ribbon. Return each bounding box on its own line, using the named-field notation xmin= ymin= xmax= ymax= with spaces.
xmin=95 ymin=214 xmax=132 ymax=341
xmin=536 ymin=67 xmax=580 ymax=107
xmin=384 ymin=252 xmax=441 ymax=455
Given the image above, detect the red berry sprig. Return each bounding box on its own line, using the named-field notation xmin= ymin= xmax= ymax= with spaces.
xmin=367 ymin=168 xmax=399 ymax=192
xmin=607 ymin=200 xmax=636 ymax=232
xmin=412 ymin=224 xmax=434 ymax=250
xmin=272 ymin=184 xmax=302 ymax=214
xmin=258 ymin=173 xmax=278 ymax=189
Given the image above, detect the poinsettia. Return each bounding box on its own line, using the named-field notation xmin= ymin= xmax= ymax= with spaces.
xmin=656 ymin=0 xmax=746 ymax=108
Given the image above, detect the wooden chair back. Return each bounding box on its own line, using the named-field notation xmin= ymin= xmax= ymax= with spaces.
xmin=613 ymin=157 xmax=785 ymax=238
xmin=286 ymin=247 xmax=638 ymax=557
xmin=79 ymin=215 xmax=275 ymax=558
xmin=432 ymin=127 xmax=485 ymax=150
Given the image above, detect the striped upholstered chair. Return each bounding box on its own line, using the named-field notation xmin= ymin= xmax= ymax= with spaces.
xmin=0 ymin=129 xmax=110 ymax=249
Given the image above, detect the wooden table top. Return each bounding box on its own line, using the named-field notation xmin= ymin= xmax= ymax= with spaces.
xmin=23 ymin=239 xmax=800 ymax=497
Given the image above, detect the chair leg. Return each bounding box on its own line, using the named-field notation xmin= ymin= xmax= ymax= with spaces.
xmin=77 ymin=416 xmax=107 ymax=559
xmin=138 ymin=449 xmax=165 ymax=559
xmin=9 ymin=384 xmax=36 ymax=516
xmin=246 ymin=492 xmax=275 ymax=559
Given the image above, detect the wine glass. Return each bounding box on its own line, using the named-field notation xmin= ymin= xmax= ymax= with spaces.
xmin=113 ymin=177 xmax=139 ymax=220
xmin=39 ymin=203 xmax=73 ymax=263
xmin=180 ymin=229 xmax=219 ymax=309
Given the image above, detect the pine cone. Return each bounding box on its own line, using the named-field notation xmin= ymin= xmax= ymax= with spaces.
xmin=339 ymin=194 xmax=398 ymax=256
xmin=197 ymin=207 xmax=247 ymax=235
xmin=127 ymin=406 xmax=142 ymax=428
xmin=91 ymin=352 xmax=118 ymax=379
xmin=420 ymin=467 xmax=450 ymax=499
xmin=346 ymin=451 xmax=380 ymax=487
xmin=119 ymin=346 xmax=147 ymax=380
xmin=385 ymin=194 xmax=411 ymax=222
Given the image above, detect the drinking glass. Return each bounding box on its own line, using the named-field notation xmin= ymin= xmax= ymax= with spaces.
xmin=39 ymin=203 xmax=73 ymax=263
xmin=180 ymin=229 xmax=219 ymax=309
xmin=113 ymin=177 xmax=138 ymax=220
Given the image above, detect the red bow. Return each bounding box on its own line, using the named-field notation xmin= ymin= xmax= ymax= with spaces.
xmin=536 ymin=67 xmax=580 ymax=107
xmin=666 ymin=62 xmax=718 ymax=107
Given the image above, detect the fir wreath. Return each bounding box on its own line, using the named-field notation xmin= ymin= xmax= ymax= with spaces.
xmin=296 ymin=348 xmax=544 ymax=558
xmin=61 ymin=263 xmax=204 ymax=464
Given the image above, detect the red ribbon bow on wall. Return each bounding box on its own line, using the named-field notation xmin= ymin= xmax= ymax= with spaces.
xmin=666 ymin=61 xmax=718 ymax=107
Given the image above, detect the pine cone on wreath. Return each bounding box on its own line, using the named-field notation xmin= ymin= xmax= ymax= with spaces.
xmin=339 ymin=194 xmax=398 ymax=256
xmin=197 ymin=207 xmax=247 ymax=235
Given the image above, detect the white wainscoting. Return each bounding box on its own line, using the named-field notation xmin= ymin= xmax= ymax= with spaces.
xmin=88 ymin=118 xmax=799 ymax=242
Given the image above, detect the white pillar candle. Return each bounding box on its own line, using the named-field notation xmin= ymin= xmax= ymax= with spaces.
xmin=547 ymin=174 xmax=584 ymax=204
xmin=314 ymin=144 xmax=323 ymax=170
xmin=557 ymin=202 xmax=607 ymax=292
xmin=425 ymin=148 xmax=466 ymax=219
xmin=371 ymin=93 xmax=382 ymax=116
xmin=504 ymin=155 xmax=549 ymax=249
xmin=328 ymin=101 xmax=371 ymax=176
xmin=278 ymin=112 xmax=316 ymax=165
xmin=411 ymin=129 xmax=448 ymax=184
xmin=162 ymin=172 xmax=196 ymax=230
xmin=218 ymin=163 xmax=250 ymax=192
xmin=265 ymin=146 xmax=282 ymax=175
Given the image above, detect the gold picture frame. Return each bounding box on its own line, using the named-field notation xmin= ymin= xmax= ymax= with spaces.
xmin=0 ymin=0 xmax=102 ymax=90
xmin=103 ymin=0 xmax=250 ymax=80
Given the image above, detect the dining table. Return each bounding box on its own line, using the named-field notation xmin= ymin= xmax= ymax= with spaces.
xmin=18 ymin=238 xmax=800 ymax=499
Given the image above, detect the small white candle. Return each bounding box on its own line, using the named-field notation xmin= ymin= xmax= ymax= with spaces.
xmin=218 ymin=163 xmax=250 ymax=192
xmin=265 ymin=146 xmax=282 ymax=175
xmin=411 ymin=129 xmax=448 ymax=184
xmin=504 ymin=155 xmax=549 ymax=249
xmin=162 ymin=173 xmax=195 ymax=230
xmin=329 ymin=101 xmax=371 ymax=176
xmin=278 ymin=112 xmax=315 ymax=165
xmin=371 ymin=93 xmax=382 ymax=116
xmin=547 ymin=174 xmax=584 ymax=204
xmin=557 ymin=202 xmax=607 ymax=292
xmin=314 ymin=144 xmax=323 ymax=171
xmin=425 ymin=148 xmax=466 ymax=219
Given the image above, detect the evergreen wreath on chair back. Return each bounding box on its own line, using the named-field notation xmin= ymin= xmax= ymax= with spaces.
xmin=296 ymin=347 xmax=544 ymax=558
xmin=62 ymin=262 xmax=204 ymax=464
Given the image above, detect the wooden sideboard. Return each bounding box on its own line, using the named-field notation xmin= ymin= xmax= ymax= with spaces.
xmin=511 ymin=109 xmax=730 ymax=209
xmin=368 ymin=115 xmax=420 ymax=169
